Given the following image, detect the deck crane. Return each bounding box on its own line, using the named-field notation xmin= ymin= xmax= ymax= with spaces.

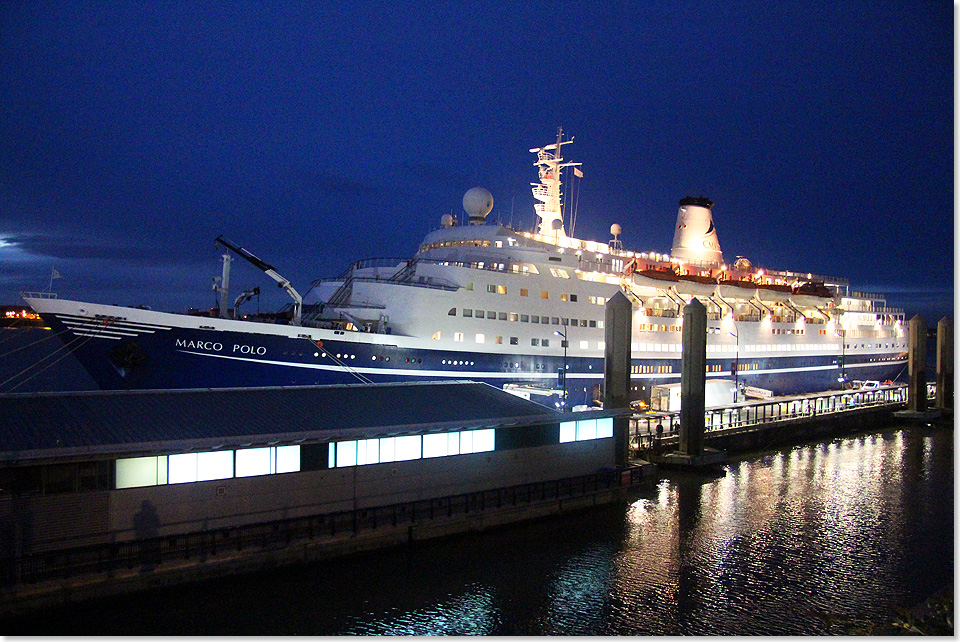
xmin=214 ymin=236 xmax=303 ymax=326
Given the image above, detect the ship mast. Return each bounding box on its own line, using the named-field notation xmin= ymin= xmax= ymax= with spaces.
xmin=530 ymin=127 xmax=581 ymax=241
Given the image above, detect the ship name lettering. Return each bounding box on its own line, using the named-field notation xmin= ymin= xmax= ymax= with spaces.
xmin=175 ymin=338 xmax=223 ymax=351
xmin=233 ymin=344 xmax=267 ymax=356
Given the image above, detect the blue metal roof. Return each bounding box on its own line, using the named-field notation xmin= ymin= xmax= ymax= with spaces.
xmin=0 ymin=380 xmax=589 ymax=462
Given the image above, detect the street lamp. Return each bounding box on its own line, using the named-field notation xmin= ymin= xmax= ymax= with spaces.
xmin=729 ymin=329 xmax=739 ymax=403
xmin=836 ymin=327 xmax=846 ymax=386
xmin=555 ymin=323 xmax=569 ymax=411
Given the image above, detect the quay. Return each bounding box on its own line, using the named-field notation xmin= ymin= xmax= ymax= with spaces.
xmin=632 ymin=383 xmax=935 ymax=457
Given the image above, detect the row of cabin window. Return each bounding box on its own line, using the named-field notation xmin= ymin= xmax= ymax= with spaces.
xmin=435 ymin=331 xmax=619 ymax=352
xmin=630 ymin=364 xmax=676 ymax=374
xmin=448 ymin=307 xmax=604 ymax=329
xmin=772 ymin=328 xmax=806 ymax=335
xmin=483 ymin=284 xmax=608 ymax=307
xmin=438 ymin=332 xmax=555 ymax=347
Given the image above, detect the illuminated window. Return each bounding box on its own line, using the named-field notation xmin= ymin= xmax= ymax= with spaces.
xmin=336 ymin=440 xmax=358 ymax=467
xmin=168 ymin=453 xmax=198 ymax=484
xmin=454 ymin=332 xmax=464 ymax=342
xmin=476 ymin=333 xmax=485 ymax=343
xmin=116 ymin=456 xmax=167 ymax=489
xmin=559 ymin=417 xmax=614 ymax=443
xmin=236 ymin=447 xmax=272 ymax=477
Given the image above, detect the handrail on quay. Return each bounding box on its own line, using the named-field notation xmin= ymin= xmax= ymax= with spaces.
xmin=630 ymin=383 xmax=925 ymax=448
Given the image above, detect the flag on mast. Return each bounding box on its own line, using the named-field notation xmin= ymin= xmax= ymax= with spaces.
xmin=573 ymin=167 xmax=583 ymax=178
xmin=47 ymin=266 xmax=62 ymax=292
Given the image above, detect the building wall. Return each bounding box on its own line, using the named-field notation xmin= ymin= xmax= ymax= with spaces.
xmin=105 ymin=438 xmax=613 ymax=542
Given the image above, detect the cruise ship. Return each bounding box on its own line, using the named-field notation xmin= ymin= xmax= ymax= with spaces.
xmin=20 ymin=131 xmax=907 ymax=406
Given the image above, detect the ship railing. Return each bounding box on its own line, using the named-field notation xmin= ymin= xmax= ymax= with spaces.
xmin=331 ymin=257 xmax=409 ymax=280
xmin=19 ymin=291 xmax=58 ymax=300
xmin=630 ymin=384 xmax=909 ymax=449
xmin=351 ymin=275 xmax=459 ymax=291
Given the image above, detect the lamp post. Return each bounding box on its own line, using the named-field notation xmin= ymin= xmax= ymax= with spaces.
xmin=837 ymin=327 xmax=847 ymax=386
xmin=729 ymin=329 xmax=739 ymax=403
xmin=555 ymin=323 xmax=568 ymax=411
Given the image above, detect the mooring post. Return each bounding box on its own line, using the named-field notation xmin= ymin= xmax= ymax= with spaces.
xmin=679 ymin=299 xmax=707 ymax=456
xmin=936 ymin=317 xmax=953 ymax=410
xmin=907 ymin=314 xmax=927 ymax=412
xmin=604 ymin=291 xmax=633 ymax=468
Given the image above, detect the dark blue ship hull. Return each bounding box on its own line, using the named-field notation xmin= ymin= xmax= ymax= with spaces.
xmin=36 ymin=312 xmax=907 ymax=408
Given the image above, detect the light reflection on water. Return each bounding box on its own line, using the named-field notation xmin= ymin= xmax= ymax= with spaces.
xmin=0 ymin=424 xmax=952 ymax=635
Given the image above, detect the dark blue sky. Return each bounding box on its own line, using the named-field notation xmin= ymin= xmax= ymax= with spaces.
xmin=1 ymin=2 xmax=953 ymax=320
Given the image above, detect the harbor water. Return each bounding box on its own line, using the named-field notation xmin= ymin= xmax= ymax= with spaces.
xmin=0 ymin=422 xmax=952 ymax=635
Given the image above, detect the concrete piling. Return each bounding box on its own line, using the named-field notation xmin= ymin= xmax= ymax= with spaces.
xmin=679 ymin=299 xmax=707 ymax=456
xmin=603 ymin=291 xmax=633 ymax=468
xmin=649 ymin=298 xmax=726 ymax=470
xmin=936 ymin=317 xmax=953 ymax=410
xmin=907 ymin=315 xmax=927 ymax=412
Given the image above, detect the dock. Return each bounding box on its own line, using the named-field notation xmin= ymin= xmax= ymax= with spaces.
xmin=632 ymin=382 xmax=943 ymax=458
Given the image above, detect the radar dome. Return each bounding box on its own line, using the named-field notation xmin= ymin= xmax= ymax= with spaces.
xmin=463 ymin=187 xmax=493 ymax=225
xmin=610 ymin=223 xmax=622 ymax=236
xmin=440 ymin=213 xmax=454 ymax=227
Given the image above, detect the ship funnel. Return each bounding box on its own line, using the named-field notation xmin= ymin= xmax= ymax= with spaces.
xmin=670 ymin=196 xmax=724 ymax=267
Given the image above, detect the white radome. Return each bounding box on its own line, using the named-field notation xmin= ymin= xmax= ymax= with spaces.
xmin=462 ymin=187 xmax=494 ymax=220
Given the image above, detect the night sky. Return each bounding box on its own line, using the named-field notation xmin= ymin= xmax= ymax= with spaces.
xmin=1 ymin=2 xmax=953 ymax=320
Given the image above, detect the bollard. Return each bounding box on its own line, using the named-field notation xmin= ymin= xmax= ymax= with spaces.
xmin=937 ymin=317 xmax=953 ymax=410
xmin=604 ymin=291 xmax=633 ymax=467
xmin=679 ymin=299 xmax=707 ymax=456
xmin=907 ymin=315 xmax=927 ymax=412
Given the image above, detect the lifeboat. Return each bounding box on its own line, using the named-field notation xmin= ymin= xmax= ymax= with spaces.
xmin=790 ymin=281 xmax=836 ymax=307
xmin=717 ymin=279 xmax=758 ymax=300
xmin=637 ymin=268 xmax=678 ymax=281
xmin=675 ymin=274 xmax=719 ymax=296
xmin=755 ymin=283 xmax=794 ymax=303
xmin=630 ymin=268 xmax=680 ymax=290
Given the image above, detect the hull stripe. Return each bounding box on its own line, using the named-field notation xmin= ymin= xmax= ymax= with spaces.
xmin=176 ymin=349 xmax=906 ymax=381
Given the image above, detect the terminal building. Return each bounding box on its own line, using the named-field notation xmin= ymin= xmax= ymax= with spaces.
xmin=0 ymin=381 xmax=632 ymax=569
